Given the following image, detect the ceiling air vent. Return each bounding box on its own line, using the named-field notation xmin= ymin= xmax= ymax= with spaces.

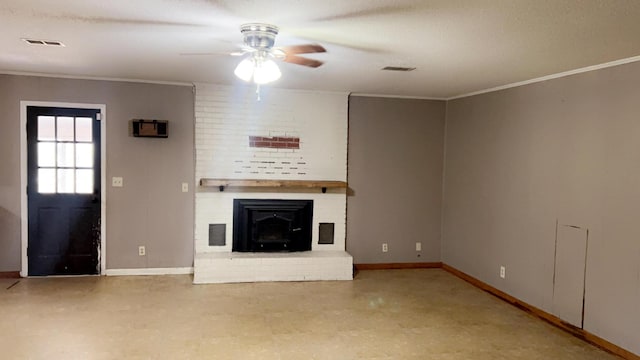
xmin=382 ymin=66 xmax=416 ymax=72
xmin=22 ymin=38 xmax=65 ymax=47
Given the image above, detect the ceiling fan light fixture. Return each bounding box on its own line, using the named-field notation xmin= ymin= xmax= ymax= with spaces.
xmin=253 ymin=58 xmax=281 ymax=84
xmin=230 ymin=22 xmax=320 ymax=85
xmin=240 ymin=23 xmax=279 ymax=49
xmin=234 ymin=54 xmax=281 ymax=84
xmin=234 ymin=57 xmax=255 ymax=82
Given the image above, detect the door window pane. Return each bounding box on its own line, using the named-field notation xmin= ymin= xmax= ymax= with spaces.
xmin=37 ymin=116 xmax=56 ymax=141
xmin=76 ymin=169 xmax=93 ymax=194
xmin=38 ymin=142 xmax=56 ymax=167
xmin=75 ymin=117 xmax=92 ymax=142
xmin=57 ymin=169 xmax=74 ymax=193
xmin=56 ymin=116 xmax=74 ymax=141
xmin=57 ymin=143 xmax=74 ymax=167
xmin=38 ymin=168 xmax=56 ymax=193
xmin=75 ymin=143 xmax=93 ymax=168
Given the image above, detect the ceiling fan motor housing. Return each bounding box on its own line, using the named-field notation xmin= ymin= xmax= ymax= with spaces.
xmin=240 ymin=23 xmax=279 ymax=49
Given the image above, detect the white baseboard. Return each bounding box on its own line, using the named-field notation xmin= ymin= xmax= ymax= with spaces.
xmin=105 ymin=267 xmax=194 ymax=276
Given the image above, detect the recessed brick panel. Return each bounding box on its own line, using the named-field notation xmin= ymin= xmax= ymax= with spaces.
xmin=249 ymin=135 xmax=300 ymax=149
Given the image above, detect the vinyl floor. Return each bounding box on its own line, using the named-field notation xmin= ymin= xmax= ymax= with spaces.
xmin=0 ymin=269 xmax=619 ymax=359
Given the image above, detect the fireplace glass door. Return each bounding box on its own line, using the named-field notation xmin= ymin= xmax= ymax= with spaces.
xmin=233 ymin=199 xmax=313 ymax=252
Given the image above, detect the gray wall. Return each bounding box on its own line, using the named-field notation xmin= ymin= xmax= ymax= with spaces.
xmin=347 ymin=96 xmax=445 ymax=264
xmin=443 ymin=61 xmax=640 ymax=354
xmin=0 ymin=74 xmax=194 ymax=271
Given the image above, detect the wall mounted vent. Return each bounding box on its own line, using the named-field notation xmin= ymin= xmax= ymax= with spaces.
xmin=22 ymin=38 xmax=65 ymax=47
xmin=382 ymin=66 xmax=416 ymax=72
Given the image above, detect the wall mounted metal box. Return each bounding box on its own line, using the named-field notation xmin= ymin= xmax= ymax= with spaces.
xmin=132 ymin=119 xmax=168 ymax=138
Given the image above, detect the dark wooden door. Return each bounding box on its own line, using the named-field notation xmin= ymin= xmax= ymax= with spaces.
xmin=27 ymin=106 xmax=101 ymax=276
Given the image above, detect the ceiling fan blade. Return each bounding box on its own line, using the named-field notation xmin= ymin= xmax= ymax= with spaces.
xmin=309 ymin=5 xmax=415 ymax=22
xmin=278 ymin=44 xmax=326 ymax=55
xmin=180 ymin=51 xmax=245 ymax=56
xmin=283 ymin=55 xmax=324 ymax=68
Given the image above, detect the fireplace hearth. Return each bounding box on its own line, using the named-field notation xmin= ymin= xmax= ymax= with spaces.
xmin=233 ymin=199 xmax=313 ymax=252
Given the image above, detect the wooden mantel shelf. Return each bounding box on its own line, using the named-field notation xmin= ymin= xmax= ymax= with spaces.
xmin=200 ymin=179 xmax=347 ymax=193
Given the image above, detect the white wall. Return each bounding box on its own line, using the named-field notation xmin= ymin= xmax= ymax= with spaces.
xmin=443 ymin=61 xmax=640 ymax=356
xmin=347 ymin=96 xmax=446 ymax=264
xmin=0 ymin=75 xmax=194 ymax=272
xmin=195 ymin=84 xmax=347 ymax=181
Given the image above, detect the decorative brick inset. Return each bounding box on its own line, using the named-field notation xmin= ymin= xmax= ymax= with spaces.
xmin=249 ymin=136 xmax=300 ymax=149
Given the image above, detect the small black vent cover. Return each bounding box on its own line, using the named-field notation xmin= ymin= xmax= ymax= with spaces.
xmin=209 ymin=224 xmax=226 ymax=246
xmin=382 ymin=66 xmax=416 ymax=72
xmin=23 ymin=38 xmax=65 ymax=47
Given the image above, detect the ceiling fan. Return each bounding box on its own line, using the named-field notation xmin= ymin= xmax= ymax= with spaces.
xmin=192 ymin=23 xmax=327 ymax=84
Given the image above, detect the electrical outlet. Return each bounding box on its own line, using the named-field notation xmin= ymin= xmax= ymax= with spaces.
xmin=181 ymin=182 xmax=189 ymax=192
xmin=382 ymin=243 xmax=388 ymax=253
xmin=138 ymin=246 xmax=146 ymax=256
xmin=112 ymin=177 xmax=123 ymax=187
xmin=500 ymin=266 xmax=506 ymax=279
xmin=416 ymin=242 xmax=422 ymax=251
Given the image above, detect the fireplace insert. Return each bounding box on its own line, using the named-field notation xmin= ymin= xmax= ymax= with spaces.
xmin=233 ymin=199 xmax=313 ymax=252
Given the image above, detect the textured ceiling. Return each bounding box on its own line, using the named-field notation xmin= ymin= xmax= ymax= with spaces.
xmin=2 ymin=0 xmax=640 ymax=98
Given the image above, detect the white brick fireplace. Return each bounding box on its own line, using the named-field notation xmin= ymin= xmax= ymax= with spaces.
xmin=193 ymin=84 xmax=353 ymax=283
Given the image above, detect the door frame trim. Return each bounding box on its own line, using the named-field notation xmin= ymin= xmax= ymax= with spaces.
xmin=20 ymin=101 xmax=107 ymax=277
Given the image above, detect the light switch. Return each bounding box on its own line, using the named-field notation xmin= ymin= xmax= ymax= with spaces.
xmin=182 ymin=182 xmax=189 ymax=192
xmin=112 ymin=177 xmax=123 ymax=187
